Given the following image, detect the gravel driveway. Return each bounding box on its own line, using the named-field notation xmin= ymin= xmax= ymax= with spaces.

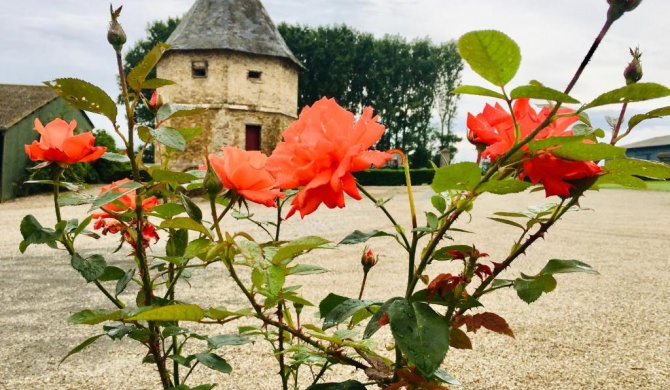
xmin=1 ymin=186 xmax=668 ymax=389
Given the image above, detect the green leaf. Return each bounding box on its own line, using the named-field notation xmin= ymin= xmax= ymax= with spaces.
xmin=488 ymin=217 xmax=525 ymax=230
xmin=195 ymin=353 xmax=232 ymax=374
xmin=207 ymin=334 xmax=253 ymax=349
xmin=551 ymin=142 xmax=626 ymax=161
xmin=596 ymin=173 xmax=647 ymax=188
xmin=71 ymin=253 xmax=107 ymax=283
xmin=527 ymin=135 xmax=586 ymax=153
xmin=166 ymin=229 xmax=189 ymax=257
xmin=178 ymin=127 xmax=205 ymax=142
xmin=58 ymin=192 xmax=94 ymax=207
xmin=434 ymin=368 xmax=462 ymax=386
xmin=59 ymin=334 xmax=105 ymax=365
xmin=431 ymin=194 xmax=446 ymax=213
xmin=160 ymin=218 xmax=212 ymax=239
xmin=115 ymin=269 xmax=135 ymax=296
xmin=68 ymin=309 xmax=122 ymax=325
xmin=451 ymin=85 xmax=505 ymax=99
xmin=150 ymin=168 xmax=198 ymax=184
xmin=322 ymin=298 xmax=381 ymax=330
xmin=100 ymin=152 xmax=130 ymax=163
xmin=319 ymin=293 xmax=349 ymax=318
xmin=205 ymin=307 xmax=253 ymax=320
xmin=458 ymin=30 xmax=521 ymax=87
xmin=126 ymin=304 xmax=205 ymax=322
xmin=98 ymin=266 xmax=126 ymax=282
xmin=363 ymin=297 xmax=404 ymax=339
xmin=338 ymin=230 xmax=394 ymax=245
xmin=141 ymin=78 xmax=175 ymax=89
xmin=478 ymin=179 xmax=531 ymax=195
xmin=152 ymin=203 xmax=186 ymax=219
xmin=627 ymin=106 xmax=670 ymax=131
xmin=306 ymin=380 xmax=366 ymax=390
xmin=19 ymin=215 xmax=59 ymax=253
xmin=152 ymin=126 xmax=186 ymax=151
xmin=272 ymin=236 xmax=330 ymax=264
xmin=180 ymin=193 xmax=203 ymax=222
xmin=604 ymin=158 xmax=670 ymax=179
xmin=283 ymin=293 xmax=314 ymax=307
xmin=104 ymin=323 xmax=137 ymax=340
xmin=539 ymin=259 xmax=599 ymax=275
xmin=90 ymin=180 xmax=143 ymax=211
xmin=510 ymin=85 xmax=579 ymax=103
xmin=287 ymin=264 xmax=328 ymax=275
xmin=387 ymin=300 xmax=449 ymax=377
xmin=157 ymin=104 xmax=208 ymax=123
xmin=44 ymin=78 xmax=117 ymax=123
xmin=432 ymin=244 xmax=475 ymax=260
xmin=581 ymin=82 xmax=670 ymax=110
xmin=513 ymin=274 xmax=557 ymax=304
xmin=126 ymin=42 xmax=171 ymax=91
xmin=264 ymin=265 xmax=286 ymax=296
xmin=432 ymin=162 xmax=482 ymax=192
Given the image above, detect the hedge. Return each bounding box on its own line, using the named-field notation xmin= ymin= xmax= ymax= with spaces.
xmin=352 ymin=168 xmax=435 ymax=186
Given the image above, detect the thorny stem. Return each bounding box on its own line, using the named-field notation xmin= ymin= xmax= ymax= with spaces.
xmin=311 ymin=362 xmax=331 ymax=386
xmin=403 ymin=158 xmax=419 ymax=294
xmin=611 ymin=102 xmax=629 ymax=145
xmin=223 ymin=256 xmax=367 ymax=370
xmin=278 ymin=301 xmax=289 ymax=390
xmin=210 ymin=197 xmax=225 ymax=242
xmin=564 ymin=20 xmax=614 ymax=95
xmin=115 ymin=46 xmax=171 ymax=389
xmin=468 ymin=197 xmax=579 ymax=305
xmin=357 ymin=183 xmax=411 ymax=251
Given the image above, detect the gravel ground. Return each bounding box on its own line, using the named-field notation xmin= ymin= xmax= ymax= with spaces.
xmin=0 ymin=186 xmax=668 ymax=389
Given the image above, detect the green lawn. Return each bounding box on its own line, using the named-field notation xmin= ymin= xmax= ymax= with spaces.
xmin=598 ymin=180 xmax=670 ymax=192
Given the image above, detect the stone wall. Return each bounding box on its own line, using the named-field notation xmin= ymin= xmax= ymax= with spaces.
xmin=156 ymin=49 xmax=299 ymax=170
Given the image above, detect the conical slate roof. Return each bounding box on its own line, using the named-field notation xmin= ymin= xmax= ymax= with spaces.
xmin=166 ymin=0 xmax=301 ymax=67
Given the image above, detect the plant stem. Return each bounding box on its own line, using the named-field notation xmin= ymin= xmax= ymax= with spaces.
xmin=564 ymin=20 xmax=614 ymax=95
xmin=610 ymin=102 xmax=629 ymax=145
xmin=278 ymin=301 xmax=289 ymax=390
xmin=357 ymin=183 xmax=411 ymax=251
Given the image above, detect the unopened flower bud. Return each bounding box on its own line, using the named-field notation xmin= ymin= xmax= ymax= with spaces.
xmin=607 ymin=0 xmax=643 ymax=23
xmin=203 ymin=156 xmax=224 ymax=198
xmin=107 ymin=5 xmax=127 ymax=53
xmin=361 ymin=246 xmax=378 ymax=273
xmin=623 ymin=47 xmax=643 ymax=85
xmin=149 ymin=91 xmax=163 ymax=109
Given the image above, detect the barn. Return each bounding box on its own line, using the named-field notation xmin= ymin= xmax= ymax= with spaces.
xmin=0 ymin=84 xmax=94 ymax=201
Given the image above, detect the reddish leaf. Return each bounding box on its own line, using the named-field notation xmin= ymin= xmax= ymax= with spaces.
xmin=449 ymin=327 xmax=473 ymax=349
xmin=480 ymin=312 xmax=515 ymax=338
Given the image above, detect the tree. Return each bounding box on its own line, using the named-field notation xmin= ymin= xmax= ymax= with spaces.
xmin=433 ymin=41 xmax=464 ymax=162
xmin=278 ymin=23 xmax=463 ymax=164
xmin=120 ymin=17 xmax=181 ymax=126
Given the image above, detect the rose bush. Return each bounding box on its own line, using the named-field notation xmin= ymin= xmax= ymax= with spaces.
xmin=18 ymin=2 xmax=670 ymax=389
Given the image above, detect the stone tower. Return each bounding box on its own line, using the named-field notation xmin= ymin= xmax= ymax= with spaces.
xmin=156 ymin=0 xmax=301 ymax=170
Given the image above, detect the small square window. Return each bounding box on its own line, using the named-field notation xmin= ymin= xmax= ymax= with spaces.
xmin=248 ymin=70 xmax=262 ymax=80
xmin=192 ymin=61 xmax=208 ymax=78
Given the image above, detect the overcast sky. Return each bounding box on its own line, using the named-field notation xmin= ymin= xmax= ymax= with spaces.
xmin=2 ymin=0 xmax=669 ymax=162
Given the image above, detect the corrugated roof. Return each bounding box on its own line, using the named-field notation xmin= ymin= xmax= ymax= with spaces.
xmin=0 ymin=84 xmax=57 ymax=129
xmin=166 ymin=0 xmax=301 ymax=67
xmin=622 ymin=135 xmax=670 ymax=149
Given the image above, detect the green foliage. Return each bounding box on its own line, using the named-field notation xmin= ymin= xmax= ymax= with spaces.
xmin=44 ymin=78 xmax=118 ymax=123
xmin=431 ymin=162 xmax=482 ymax=192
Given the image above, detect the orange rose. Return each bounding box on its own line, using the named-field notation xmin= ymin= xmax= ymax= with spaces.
xmin=467 ymin=98 xmax=601 ymax=197
xmin=24 ymin=118 xmax=106 ymax=164
xmin=205 ymin=146 xmax=283 ymax=207
xmin=266 ymin=97 xmax=392 ymax=218
xmin=93 ymin=178 xmax=159 ymax=216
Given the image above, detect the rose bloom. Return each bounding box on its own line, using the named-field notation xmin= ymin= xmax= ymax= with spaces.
xmin=467 ymin=98 xmax=601 ymax=197
xmin=266 ymin=97 xmax=392 ymax=218
xmin=93 ymin=178 xmax=159 ymax=215
xmin=25 ymin=118 xmax=106 ymax=164
xmin=92 ymin=178 xmax=160 ymax=245
xmin=204 ymin=146 xmax=283 ymax=207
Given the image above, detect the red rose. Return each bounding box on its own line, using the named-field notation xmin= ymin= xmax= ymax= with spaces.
xmin=25 ymin=118 xmax=106 ymax=165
